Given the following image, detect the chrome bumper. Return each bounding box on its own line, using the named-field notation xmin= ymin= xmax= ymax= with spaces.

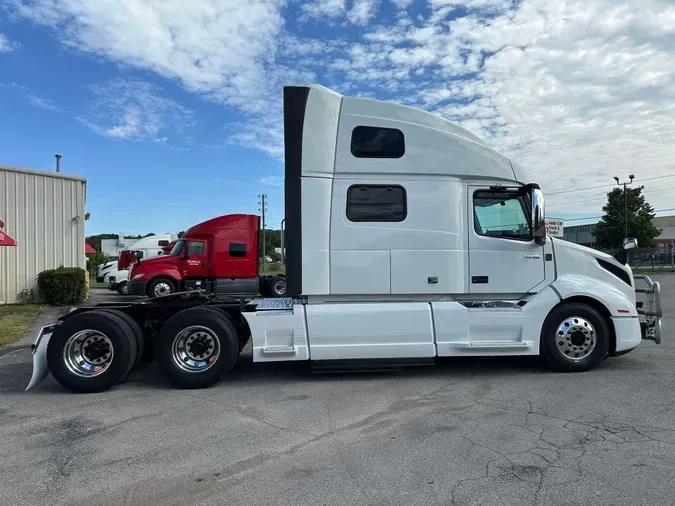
xmin=25 ymin=324 xmax=57 ymax=391
xmin=634 ymin=275 xmax=662 ymax=345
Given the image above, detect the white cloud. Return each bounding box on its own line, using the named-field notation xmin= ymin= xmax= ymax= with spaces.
xmin=347 ymin=0 xmax=379 ymax=25
xmin=4 ymin=0 xmax=675 ymax=218
xmin=301 ymin=0 xmax=346 ymax=20
xmin=258 ymin=175 xmax=284 ymax=187
xmin=0 ymin=82 xmax=60 ymax=111
xmin=77 ymin=78 xmax=195 ymax=142
xmin=0 ymin=32 xmax=19 ymax=51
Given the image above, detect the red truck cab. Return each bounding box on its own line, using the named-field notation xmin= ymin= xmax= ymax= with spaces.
xmin=127 ymin=214 xmax=286 ymax=298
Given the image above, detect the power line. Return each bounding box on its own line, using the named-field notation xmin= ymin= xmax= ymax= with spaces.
xmin=563 ymin=207 xmax=675 ymax=223
xmin=547 ymin=173 xmax=675 ymax=197
xmin=548 ymin=184 xmax=675 ymax=208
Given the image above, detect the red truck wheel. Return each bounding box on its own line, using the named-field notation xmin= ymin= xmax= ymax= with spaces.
xmin=147 ymin=277 xmax=176 ymax=298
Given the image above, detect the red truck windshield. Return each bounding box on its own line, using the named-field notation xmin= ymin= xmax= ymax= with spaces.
xmin=170 ymin=240 xmax=184 ymax=256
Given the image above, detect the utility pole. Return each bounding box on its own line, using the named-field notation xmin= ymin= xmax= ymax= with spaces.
xmin=258 ymin=194 xmax=267 ymax=274
xmin=613 ymin=174 xmax=634 ymax=241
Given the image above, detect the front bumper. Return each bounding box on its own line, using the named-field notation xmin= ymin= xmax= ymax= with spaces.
xmin=127 ymin=280 xmax=148 ymax=296
xmin=96 ymin=276 xmax=105 ymax=283
xmin=635 ymin=275 xmax=663 ymax=345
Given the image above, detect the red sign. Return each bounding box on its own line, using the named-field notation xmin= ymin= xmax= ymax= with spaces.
xmin=0 ymin=219 xmax=17 ymax=247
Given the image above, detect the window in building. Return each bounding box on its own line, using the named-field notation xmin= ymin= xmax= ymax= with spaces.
xmin=229 ymin=243 xmax=247 ymax=258
xmin=185 ymin=241 xmax=205 ymax=256
xmin=473 ymin=190 xmax=531 ymax=240
xmin=347 ymin=185 xmax=407 ymax=222
xmin=351 ymin=126 xmax=405 ymax=158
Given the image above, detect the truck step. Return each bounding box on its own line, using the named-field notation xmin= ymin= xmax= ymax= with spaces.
xmin=464 ymin=341 xmax=529 ymax=348
xmin=262 ymin=346 xmax=296 ymax=355
xmin=311 ymin=358 xmax=435 ymax=374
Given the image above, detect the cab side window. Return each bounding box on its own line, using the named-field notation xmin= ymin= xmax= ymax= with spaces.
xmin=473 ymin=190 xmax=531 ymax=240
xmin=185 ymin=241 xmax=205 ymax=257
xmin=229 ymin=243 xmax=247 ymax=258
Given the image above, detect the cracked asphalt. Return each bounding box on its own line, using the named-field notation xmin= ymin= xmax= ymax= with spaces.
xmin=1 ymin=275 xmax=674 ymax=506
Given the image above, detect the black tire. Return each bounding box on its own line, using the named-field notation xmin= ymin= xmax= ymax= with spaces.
xmin=46 ymin=310 xmax=138 ymax=393
xmin=117 ymin=281 xmax=129 ymax=295
xmin=97 ymin=309 xmax=145 ymax=367
xmin=540 ymin=302 xmax=609 ymax=372
xmin=155 ymin=306 xmax=240 ymax=389
xmin=270 ymin=276 xmax=286 ymax=297
xmin=147 ymin=277 xmax=176 ymax=298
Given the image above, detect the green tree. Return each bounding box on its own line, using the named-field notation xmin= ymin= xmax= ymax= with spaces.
xmin=594 ymin=185 xmax=661 ymax=248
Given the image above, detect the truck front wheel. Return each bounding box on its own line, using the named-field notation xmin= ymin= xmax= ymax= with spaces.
xmin=46 ymin=310 xmax=138 ymax=393
xmin=155 ymin=307 xmax=240 ymax=389
xmin=540 ymin=302 xmax=609 ymax=372
xmin=147 ymin=277 xmax=176 ymax=298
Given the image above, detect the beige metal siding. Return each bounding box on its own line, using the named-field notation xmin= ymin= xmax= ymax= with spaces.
xmin=0 ymin=166 xmax=86 ymax=304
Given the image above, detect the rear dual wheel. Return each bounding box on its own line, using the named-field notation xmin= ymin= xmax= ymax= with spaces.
xmin=46 ymin=309 xmax=144 ymax=393
xmin=155 ymin=307 xmax=240 ymax=389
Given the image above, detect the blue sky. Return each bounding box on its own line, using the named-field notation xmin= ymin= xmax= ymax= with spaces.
xmin=1 ymin=0 xmax=674 ymax=235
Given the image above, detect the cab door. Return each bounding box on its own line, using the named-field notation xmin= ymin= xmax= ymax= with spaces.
xmin=179 ymin=240 xmax=208 ymax=278
xmin=468 ymin=186 xmax=545 ymax=294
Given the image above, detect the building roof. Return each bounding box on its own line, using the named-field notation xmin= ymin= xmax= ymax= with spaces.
xmin=0 ymin=164 xmax=86 ymax=182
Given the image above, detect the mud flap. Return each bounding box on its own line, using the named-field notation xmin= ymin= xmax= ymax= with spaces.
xmin=25 ymin=325 xmax=56 ymax=391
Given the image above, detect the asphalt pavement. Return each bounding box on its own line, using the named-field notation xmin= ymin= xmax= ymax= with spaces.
xmin=1 ymin=278 xmax=674 ymax=506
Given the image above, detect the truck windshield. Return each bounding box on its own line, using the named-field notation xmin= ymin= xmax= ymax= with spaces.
xmin=170 ymin=240 xmax=185 ymax=256
xmin=473 ymin=191 xmax=531 ymax=239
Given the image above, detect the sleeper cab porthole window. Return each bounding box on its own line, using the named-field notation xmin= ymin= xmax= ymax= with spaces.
xmin=347 ymin=185 xmax=407 ymax=222
xmin=351 ymin=126 xmax=405 ymax=158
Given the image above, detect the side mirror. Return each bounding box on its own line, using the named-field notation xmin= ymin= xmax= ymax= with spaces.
xmin=530 ymin=187 xmax=546 ymax=245
xmin=623 ymin=237 xmax=638 ymax=250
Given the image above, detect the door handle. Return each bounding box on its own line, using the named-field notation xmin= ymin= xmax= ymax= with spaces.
xmin=472 ymin=276 xmax=488 ymax=284
xmin=201 ymin=262 xmax=206 ymax=268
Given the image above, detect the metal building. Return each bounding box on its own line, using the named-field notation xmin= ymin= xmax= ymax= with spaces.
xmin=0 ymin=165 xmax=87 ymax=304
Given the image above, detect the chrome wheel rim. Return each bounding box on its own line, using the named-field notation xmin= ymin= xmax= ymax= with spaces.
xmin=154 ymin=282 xmax=171 ymax=297
xmin=555 ymin=316 xmax=596 ymax=360
xmin=63 ymin=330 xmax=114 ymax=377
xmin=273 ymin=280 xmax=286 ymax=295
xmin=121 ymin=283 xmax=129 ymax=295
xmin=172 ymin=326 xmax=220 ymax=373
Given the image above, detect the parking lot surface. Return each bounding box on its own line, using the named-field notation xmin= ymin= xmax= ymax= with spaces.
xmin=1 ymin=277 xmax=674 ymax=506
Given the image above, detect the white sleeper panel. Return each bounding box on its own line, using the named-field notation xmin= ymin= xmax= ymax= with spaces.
xmin=390 ymin=250 xmax=464 ymax=294
xmin=243 ymin=305 xmax=310 ymax=362
xmin=431 ymin=302 xmax=470 ymax=355
xmin=468 ymin=311 xmax=524 ymax=342
xmin=301 ymin=177 xmax=332 ymax=295
xmin=330 ymin=250 xmax=391 ymax=294
xmin=301 ymin=86 xmax=343 ymax=177
xmin=306 ymin=302 xmax=435 ymax=360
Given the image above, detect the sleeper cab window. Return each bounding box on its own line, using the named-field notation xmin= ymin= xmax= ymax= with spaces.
xmin=229 ymin=243 xmax=247 ymax=258
xmin=186 ymin=241 xmax=205 ymax=256
xmin=351 ymin=126 xmax=405 ymax=158
xmin=347 ymin=185 xmax=407 ymax=222
xmin=473 ymin=190 xmax=531 ymax=240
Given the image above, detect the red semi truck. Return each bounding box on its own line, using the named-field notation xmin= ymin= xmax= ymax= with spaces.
xmin=126 ymin=214 xmax=286 ymax=298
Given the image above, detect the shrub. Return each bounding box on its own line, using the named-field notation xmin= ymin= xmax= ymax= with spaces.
xmin=37 ymin=267 xmax=88 ymax=306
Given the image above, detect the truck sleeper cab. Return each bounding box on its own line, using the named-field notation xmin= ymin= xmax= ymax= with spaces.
xmin=25 ymin=84 xmax=662 ymax=394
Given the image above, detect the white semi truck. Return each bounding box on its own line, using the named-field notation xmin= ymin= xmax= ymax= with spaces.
xmin=26 ymin=84 xmax=662 ymax=393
